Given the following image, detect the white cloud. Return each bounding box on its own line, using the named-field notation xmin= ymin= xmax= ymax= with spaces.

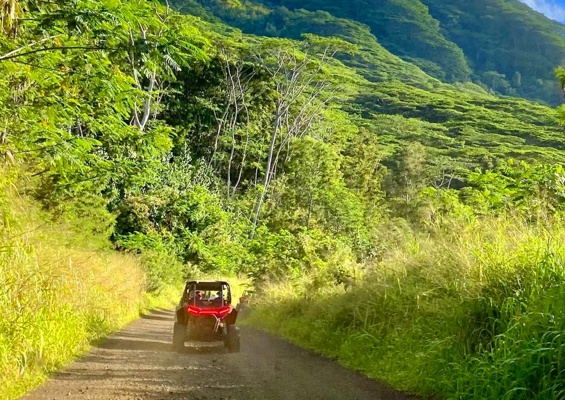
xmin=520 ymin=0 xmax=565 ymax=22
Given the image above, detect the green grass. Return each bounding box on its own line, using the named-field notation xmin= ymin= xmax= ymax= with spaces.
xmin=246 ymin=217 xmax=565 ymax=399
xmin=0 ymin=170 xmax=179 ymax=400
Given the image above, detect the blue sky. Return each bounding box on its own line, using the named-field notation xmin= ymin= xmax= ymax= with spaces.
xmin=519 ymin=0 xmax=565 ymax=22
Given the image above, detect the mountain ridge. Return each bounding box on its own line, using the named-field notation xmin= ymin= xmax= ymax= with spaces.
xmin=180 ymin=0 xmax=565 ymax=106
xmin=169 ymin=0 xmax=565 ymax=173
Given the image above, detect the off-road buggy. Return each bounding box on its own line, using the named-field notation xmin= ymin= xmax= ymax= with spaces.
xmin=173 ymin=280 xmax=240 ymax=352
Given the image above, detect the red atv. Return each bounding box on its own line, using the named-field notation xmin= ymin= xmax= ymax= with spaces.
xmin=173 ymin=280 xmax=240 ymax=352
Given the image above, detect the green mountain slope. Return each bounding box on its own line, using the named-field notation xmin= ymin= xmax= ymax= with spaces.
xmin=169 ymin=0 xmax=440 ymax=87
xmin=423 ymin=0 xmax=565 ymax=104
xmin=266 ymin=0 xmax=472 ymax=82
xmin=189 ymin=0 xmax=565 ymax=105
xmin=171 ymin=0 xmax=565 ymax=170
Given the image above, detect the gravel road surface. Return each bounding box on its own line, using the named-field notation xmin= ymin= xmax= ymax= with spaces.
xmin=22 ymin=309 xmax=418 ymax=400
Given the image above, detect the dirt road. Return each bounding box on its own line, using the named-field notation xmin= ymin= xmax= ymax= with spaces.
xmin=23 ymin=309 xmax=418 ymax=400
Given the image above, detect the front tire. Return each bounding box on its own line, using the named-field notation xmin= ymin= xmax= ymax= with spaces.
xmin=225 ymin=325 xmax=240 ymax=353
xmin=172 ymin=322 xmax=186 ymax=352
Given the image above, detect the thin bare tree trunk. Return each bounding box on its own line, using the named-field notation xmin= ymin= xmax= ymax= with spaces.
xmin=136 ymin=69 xmax=157 ymax=131
xmin=251 ymin=105 xmax=282 ymax=237
xmin=249 ymin=46 xmax=336 ymax=235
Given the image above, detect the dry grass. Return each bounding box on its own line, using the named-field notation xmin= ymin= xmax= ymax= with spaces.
xmin=0 ymin=169 xmax=162 ymax=399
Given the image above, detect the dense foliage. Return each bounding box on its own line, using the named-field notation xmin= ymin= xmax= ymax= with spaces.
xmin=3 ymin=0 xmax=565 ymax=398
xmin=0 ymin=168 xmax=177 ymax=399
xmin=171 ymin=0 xmax=565 ymax=169
xmin=182 ymin=0 xmax=565 ymax=105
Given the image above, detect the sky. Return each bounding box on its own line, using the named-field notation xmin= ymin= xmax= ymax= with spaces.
xmin=519 ymin=0 xmax=565 ymax=22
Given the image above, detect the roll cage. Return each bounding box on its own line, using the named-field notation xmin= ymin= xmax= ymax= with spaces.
xmin=183 ymin=281 xmax=232 ymax=308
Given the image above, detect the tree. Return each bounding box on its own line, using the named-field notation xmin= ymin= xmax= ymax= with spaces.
xmin=555 ymin=67 xmax=565 ymax=127
xmin=249 ymin=36 xmax=352 ymax=234
xmin=0 ymin=0 xmax=208 ymax=204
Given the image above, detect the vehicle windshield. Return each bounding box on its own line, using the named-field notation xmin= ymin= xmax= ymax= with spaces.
xmin=187 ymin=283 xmax=230 ymax=308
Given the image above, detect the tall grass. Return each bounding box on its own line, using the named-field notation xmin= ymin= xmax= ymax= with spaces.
xmin=247 ymin=217 xmax=565 ymax=399
xmin=0 ymin=171 xmax=176 ymax=399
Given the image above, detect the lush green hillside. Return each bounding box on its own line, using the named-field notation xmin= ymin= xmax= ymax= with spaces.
xmin=172 ymin=0 xmax=565 ymax=172
xmin=169 ymin=0 xmax=441 ymax=86
xmin=185 ymin=0 xmax=565 ymax=105
xmin=4 ymin=1 xmax=565 ymax=399
xmin=355 ymin=82 xmax=565 ymax=164
xmin=267 ymin=0 xmax=472 ymax=82
xmin=422 ymin=0 xmax=565 ymax=104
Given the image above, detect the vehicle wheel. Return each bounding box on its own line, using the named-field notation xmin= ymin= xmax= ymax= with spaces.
xmin=172 ymin=322 xmax=186 ymax=352
xmin=225 ymin=325 xmax=240 ymax=353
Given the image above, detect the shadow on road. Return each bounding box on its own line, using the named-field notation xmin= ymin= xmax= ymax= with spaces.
xmin=181 ymin=343 xmax=228 ymax=355
xmin=98 ymin=336 xmax=227 ymax=355
xmin=140 ymin=309 xmax=175 ymax=321
xmin=140 ymin=313 xmax=173 ymax=321
xmin=98 ymin=337 xmax=173 ymax=352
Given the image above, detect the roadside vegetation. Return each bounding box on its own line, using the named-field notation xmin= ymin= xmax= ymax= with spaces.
xmin=243 ymin=160 xmax=565 ymax=399
xmin=2 ymin=0 xmax=565 ymax=399
xmin=248 ymin=214 xmax=565 ymax=399
xmin=0 ymin=169 xmax=181 ymax=399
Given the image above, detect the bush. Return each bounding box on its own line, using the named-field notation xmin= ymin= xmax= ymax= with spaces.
xmin=246 ymin=216 xmax=565 ymax=399
xmin=0 ymin=170 xmax=175 ymax=399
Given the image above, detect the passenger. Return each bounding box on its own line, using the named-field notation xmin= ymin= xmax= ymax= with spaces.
xmin=213 ymin=291 xmax=224 ymax=305
xmin=190 ymin=290 xmax=204 ymax=306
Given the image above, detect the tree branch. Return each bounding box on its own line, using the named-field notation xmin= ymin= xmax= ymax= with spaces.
xmin=0 ymin=45 xmax=104 ymax=62
xmin=0 ymin=34 xmax=61 ymax=60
